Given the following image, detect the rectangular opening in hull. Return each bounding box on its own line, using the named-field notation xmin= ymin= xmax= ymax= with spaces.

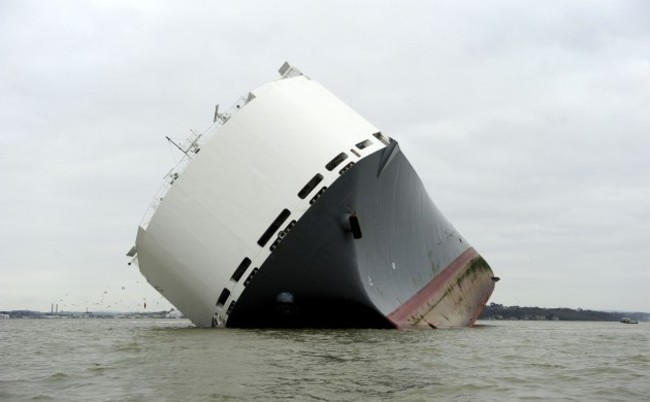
xmin=257 ymin=209 xmax=291 ymax=247
xmin=216 ymin=288 xmax=230 ymax=307
xmin=325 ymin=152 xmax=348 ymax=171
xmin=297 ymin=173 xmax=324 ymax=199
xmin=231 ymin=257 xmax=251 ymax=282
xmin=373 ymin=132 xmax=391 ymax=145
xmin=356 ymin=139 xmax=373 ymax=149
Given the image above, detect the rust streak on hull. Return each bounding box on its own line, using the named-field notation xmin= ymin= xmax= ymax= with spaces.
xmin=387 ymin=248 xmax=495 ymax=328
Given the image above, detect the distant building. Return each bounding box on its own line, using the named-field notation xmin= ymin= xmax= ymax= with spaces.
xmin=0 ymin=313 xmax=9 ymax=319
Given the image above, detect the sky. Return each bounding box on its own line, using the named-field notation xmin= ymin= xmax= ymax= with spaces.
xmin=1 ymin=0 xmax=648 ymax=313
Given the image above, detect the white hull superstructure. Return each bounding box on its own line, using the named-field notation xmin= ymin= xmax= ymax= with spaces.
xmin=128 ymin=63 xmax=496 ymax=328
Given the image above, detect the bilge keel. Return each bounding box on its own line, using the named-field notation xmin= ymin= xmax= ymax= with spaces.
xmin=127 ymin=63 xmax=497 ymax=328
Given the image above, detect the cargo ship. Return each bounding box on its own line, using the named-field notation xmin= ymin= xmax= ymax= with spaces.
xmin=126 ymin=62 xmax=497 ymax=328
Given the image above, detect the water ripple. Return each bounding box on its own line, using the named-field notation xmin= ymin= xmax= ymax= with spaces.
xmin=1 ymin=320 xmax=649 ymax=401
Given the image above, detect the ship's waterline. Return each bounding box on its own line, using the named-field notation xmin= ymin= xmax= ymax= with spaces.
xmin=128 ymin=62 xmax=496 ymax=328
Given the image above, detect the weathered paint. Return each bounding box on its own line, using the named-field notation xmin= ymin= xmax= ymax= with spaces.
xmin=387 ymin=248 xmax=495 ymax=328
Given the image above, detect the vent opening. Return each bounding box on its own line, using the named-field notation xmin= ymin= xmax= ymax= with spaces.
xmin=258 ymin=209 xmax=291 ymax=247
xmin=216 ymin=288 xmax=231 ymax=307
xmin=231 ymin=257 xmax=251 ymax=282
xmin=350 ymin=215 xmax=363 ymax=239
xmin=356 ymin=139 xmax=373 ymax=149
xmin=325 ymin=152 xmax=348 ymax=171
xmin=298 ymin=174 xmax=324 ymax=199
xmin=373 ymin=132 xmax=391 ymax=145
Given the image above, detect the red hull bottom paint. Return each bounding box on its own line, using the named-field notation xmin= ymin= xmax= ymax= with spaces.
xmin=387 ymin=248 xmax=495 ymax=328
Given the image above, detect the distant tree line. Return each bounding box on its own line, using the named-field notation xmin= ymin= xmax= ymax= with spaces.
xmin=0 ymin=310 xmax=174 ymax=319
xmin=480 ymin=303 xmax=648 ymax=322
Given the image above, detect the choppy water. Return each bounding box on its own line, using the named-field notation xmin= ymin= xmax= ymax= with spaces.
xmin=1 ymin=319 xmax=648 ymax=401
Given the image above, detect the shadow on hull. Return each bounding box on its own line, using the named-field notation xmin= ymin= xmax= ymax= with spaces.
xmin=227 ymin=298 xmax=394 ymax=329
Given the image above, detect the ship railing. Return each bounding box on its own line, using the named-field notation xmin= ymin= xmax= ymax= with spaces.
xmin=139 ymin=95 xmax=252 ymax=230
xmin=139 ymin=158 xmax=191 ymax=229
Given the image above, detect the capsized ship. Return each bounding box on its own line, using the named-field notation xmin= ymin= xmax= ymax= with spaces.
xmin=127 ymin=62 xmax=498 ymax=328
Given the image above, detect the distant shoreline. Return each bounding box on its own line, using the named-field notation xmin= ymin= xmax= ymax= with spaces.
xmin=1 ymin=305 xmax=648 ymax=322
xmin=479 ymin=303 xmax=648 ymax=322
xmin=0 ymin=310 xmax=183 ymax=320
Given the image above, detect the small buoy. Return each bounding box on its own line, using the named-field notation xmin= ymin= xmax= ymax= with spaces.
xmin=144 ymin=302 xmax=147 ymax=309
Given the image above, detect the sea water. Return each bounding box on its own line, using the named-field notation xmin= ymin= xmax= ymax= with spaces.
xmin=1 ymin=319 xmax=648 ymax=401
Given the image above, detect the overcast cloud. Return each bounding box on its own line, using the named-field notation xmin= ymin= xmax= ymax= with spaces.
xmin=1 ymin=0 xmax=648 ymax=313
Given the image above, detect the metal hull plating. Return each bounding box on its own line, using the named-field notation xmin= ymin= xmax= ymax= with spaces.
xmin=228 ymin=143 xmax=495 ymax=328
xmin=130 ymin=64 xmax=496 ymax=328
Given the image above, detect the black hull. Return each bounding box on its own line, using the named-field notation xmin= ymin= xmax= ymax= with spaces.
xmin=227 ymin=142 xmax=494 ymax=328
